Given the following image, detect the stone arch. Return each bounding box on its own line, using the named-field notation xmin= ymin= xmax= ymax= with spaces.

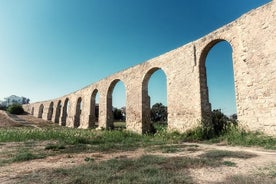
xmin=47 ymin=102 xmax=54 ymax=121
xmin=74 ymin=97 xmax=82 ymax=128
xmin=54 ymin=100 xmax=62 ymax=123
xmin=106 ymin=79 xmax=126 ymax=129
xmin=38 ymin=104 xmax=44 ymax=118
xmin=199 ymin=39 xmax=236 ymax=121
xmin=61 ymin=98 xmax=70 ymax=126
xmin=142 ymin=67 xmax=168 ymax=133
xmin=89 ymin=89 xmax=99 ymax=128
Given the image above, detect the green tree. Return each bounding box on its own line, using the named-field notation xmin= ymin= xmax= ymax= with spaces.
xmin=113 ymin=108 xmax=123 ymax=120
xmin=151 ymin=103 xmax=167 ymax=122
xmin=7 ymin=104 xmax=24 ymax=115
xmin=211 ymin=109 xmax=237 ymax=136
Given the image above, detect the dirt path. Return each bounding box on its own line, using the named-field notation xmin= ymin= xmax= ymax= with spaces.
xmin=0 ymin=110 xmax=54 ymax=128
xmin=184 ymin=143 xmax=276 ymax=183
xmin=0 ymin=111 xmax=20 ymax=127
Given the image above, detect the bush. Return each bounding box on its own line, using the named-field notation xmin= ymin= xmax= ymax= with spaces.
xmin=7 ymin=104 xmax=24 ymax=115
xmin=184 ymin=110 xmax=238 ymax=140
xmin=212 ymin=109 xmax=237 ymax=136
xmin=0 ymin=105 xmax=7 ymax=111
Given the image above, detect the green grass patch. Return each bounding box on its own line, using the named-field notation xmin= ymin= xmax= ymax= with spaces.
xmin=0 ymin=125 xmax=275 ymax=156
xmin=219 ymin=127 xmax=276 ymax=149
xmin=0 ymin=127 xmax=184 ymax=154
xmin=45 ymin=143 xmax=66 ymax=151
xmin=150 ymin=144 xmax=199 ymax=153
xmin=223 ymin=161 xmax=236 ymax=167
xmin=12 ymin=149 xmax=46 ymax=162
xmin=183 ymin=126 xmax=276 ymax=150
xmin=198 ymin=149 xmax=256 ymax=168
xmin=159 ymin=145 xmax=183 ymax=153
xmin=200 ymin=150 xmax=256 ymax=160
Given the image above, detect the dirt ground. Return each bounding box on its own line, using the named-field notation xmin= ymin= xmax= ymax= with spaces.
xmin=0 ymin=111 xmax=275 ymax=184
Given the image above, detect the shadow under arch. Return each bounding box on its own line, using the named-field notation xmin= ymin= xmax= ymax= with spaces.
xmin=54 ymin=100 xmax=62 ymax=123
xmin=74 ymin=97 xmax=82 ymax=128
xmin=106 ymin=79 xmax=126 ymax=129
xmin=141 ymin=67 xmax=168 ymax=133
xmin=199 ymin=39 xmax=236 ymax=121
xmin=47 ymin=102 xmax=54 ymax=121
xmin=61 ymin=98 xmax=70 ymax=126
xmin=38 ymin=104 xmax=44 ymax=118
xmin=89 ymin=89 xmax=99 ymax=128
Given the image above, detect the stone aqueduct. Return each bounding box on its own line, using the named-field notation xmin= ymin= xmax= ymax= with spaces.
xmin=23 ymin=1 xmax=276 ymax=135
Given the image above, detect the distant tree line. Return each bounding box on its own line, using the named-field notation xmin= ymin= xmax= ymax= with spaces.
xmin=0 ymin=95 xmax=29 ymax=114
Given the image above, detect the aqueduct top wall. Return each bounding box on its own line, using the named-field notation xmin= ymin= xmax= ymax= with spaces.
xmin=24 ymin=1 xmax=276 ymax=135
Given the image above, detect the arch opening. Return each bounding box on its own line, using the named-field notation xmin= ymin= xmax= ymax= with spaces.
xmin=74 ymin=97 xmax=82 ymax=128
xmin=54 ymin=100 xmax=62 ymax=124
xmin=61 ymin=98 xmax=70 ymax=126
xmin=107 ymin=80 xmax=126 ymax=130
xmin=142 ymin=68 xmax=167 ymax=133
xmin=38 ymin=104 xmax=44 ymax=118
xmin=47 ymin=102 xmax=54 ymax=121
xmin=200 ymin=40 xmax=237 ymax=122
xmin=89 ymin=89 xmax=99 ymax=128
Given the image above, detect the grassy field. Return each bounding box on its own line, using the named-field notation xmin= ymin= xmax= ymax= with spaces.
xmin=0 ymin=117 xmax=275 ymax=183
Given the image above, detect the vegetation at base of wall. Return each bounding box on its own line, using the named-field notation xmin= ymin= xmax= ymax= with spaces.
xmin=181 ymin=109 xmax=236 ymax=140
xmin=179 ymin=109 xmax=276 ymax=149
xmin=0 ymin=124 xmax=275 ymax=153
xmin=7 ymin=104 xmax=25 ymax=115
xmin=218 ymin=127 xmax=276 ymax=149
xmin=195 ymin=109 xmax=238 ymax=139
xmin=183 ymin=126 xmax=276 ymax=149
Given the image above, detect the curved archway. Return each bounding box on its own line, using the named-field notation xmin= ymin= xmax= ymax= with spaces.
xmin=54 ymin=100 xmax=62 ymax=123
xmin=199 ymin=39 xmax=237 ymax=121
xmin=142 ymin=67 xmax=168 ymax=133
xmin=61 ymin=98 xmax=70 ymax=126
xmin=107 ymin=79 xmax=126 ymax=129
xmin=74 ymin=97 xmax=82 ymax=128
xmin=47 ymin=102 xmax=54 ymax=121
xmin=89 ymin=89 xmax=99 ymax=128
xmin=38 ymin=104 xmax=44 ymax=118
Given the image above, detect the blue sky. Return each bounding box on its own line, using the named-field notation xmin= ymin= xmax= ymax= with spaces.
xmin=0 ymin=0 xmax=271 ymax=115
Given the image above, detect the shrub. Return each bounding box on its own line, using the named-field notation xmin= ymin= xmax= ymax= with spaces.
xmin=211 ymin=109 xmax=237 ymax=136
xmin=184 ymin=110 xmax=238 ymax=140
xmin=7 ymin=104 xmax=24 ymax=115
xmin=0 ymin=105 xmax=7 ymax=111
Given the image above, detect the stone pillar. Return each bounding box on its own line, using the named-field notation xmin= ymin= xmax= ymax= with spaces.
xmin=97 ymin=92 xmax=107 ymax=130
xmin=125 ymin=82 xmax=144 ymax=134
